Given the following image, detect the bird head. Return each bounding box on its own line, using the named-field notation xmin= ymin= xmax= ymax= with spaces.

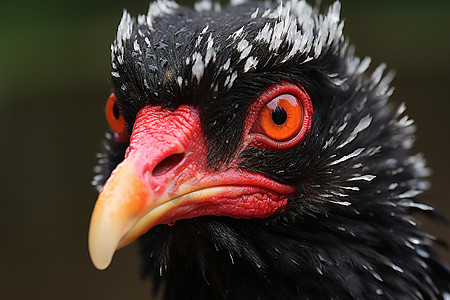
xmin=88 ymin=1 xmax=447 ymax=298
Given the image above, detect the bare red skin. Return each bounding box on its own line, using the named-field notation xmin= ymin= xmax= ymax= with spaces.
xmin=89 ymin=83 xmax=310 ymax=269
xmin=125 ymin=104 xmax=295 ymax=225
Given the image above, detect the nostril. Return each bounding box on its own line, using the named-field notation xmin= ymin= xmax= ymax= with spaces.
xmin=152 ymin=153 xmax=185 ymax=176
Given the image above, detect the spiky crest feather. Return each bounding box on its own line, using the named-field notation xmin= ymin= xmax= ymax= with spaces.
xmin=94 ymin=1 xmax=450 ymax=299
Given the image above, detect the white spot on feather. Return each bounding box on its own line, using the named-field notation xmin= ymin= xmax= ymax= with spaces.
xmin=328 ymin=200 xmax=352 ymax=206
xmin=244 ymin=56 xmax=259 ymax=72
xmin=177 ymin=76 xmax=183 ymax=88
xmin=146 ymin=0 xmax=179 ymax=30
xmin=329 ymin=148 xmax=365 ymax=166
xmin=137 ymin=15 xmax=147 ymax=26
xmin=388 ymin=183 xmax=398 ymax=190
xmin=224 ymin=71 xmax=238 ymax=89
xmin=370 ymin=63 xmax=387 ymax=88
xmin=356 ymin=57 xmax=371 ymax=74
xmin=395 ymin=102 xmax=407 ymax=118
xmin=341 ymin=186 xmax=360 ymax=191
xmin=204 ymin=35 xmax=216 ymax=66
xmin=347 ymin=174 xmax=376 ymax=182
xmin=416 ymin=248 xmax=430 ymax=259
xmin=399 ymin=200 xmax=434 ymax=211
xmin=230 ymin=26 xmax=244 ymax=41
xmin=236 ymin=39 xmax=253 ymax=61
xmin=191 ymin=52 xmax=205 ymax=82
xmin=133 ymin=40 xmax=140 ymax=52
xmin=111 ymin=10 xmax=133 ymax=66
xmin=261 ymin=8 xmax=271 ymax=18
xmin=397 ymin=115 xmax=414 ymax=127
xmin=201 ymin=25 xmax=209 ymax=34
xmin=337 ymin=115 xmax=372 ymax=149
xmin=251 ymin=0 xmax=344 ymax=63
xmin=397 ymin=190 xmax=423 ymax=199
xmin=195 ymin=34 xmax=203 ymax=48
xmin=255 ymin=23 xmax=273 ymax=43
xmin=391 ymin=264 xmax=404 ymax=273
xmin=221 ymin=58 xmax=231 ymax=71
xmin=251 ymin=7 xmax=259 ymax=18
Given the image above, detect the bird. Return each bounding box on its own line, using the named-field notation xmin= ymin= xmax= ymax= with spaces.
xmin=88 ymin=0 xmax=450 ymax=299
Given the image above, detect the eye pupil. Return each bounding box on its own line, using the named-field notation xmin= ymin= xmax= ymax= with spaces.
xmin=272 ymin=106 xmax=287 ymax=125
xmin=112 ymin=103 xmax=121 ymax=119
xmin=249 ymin=82 xmax=313 ymax=149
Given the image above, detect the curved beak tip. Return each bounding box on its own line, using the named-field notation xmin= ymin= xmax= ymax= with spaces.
xmin=90 ymin=252 xmax=113 ymax=271
xmin=88 ymin=225 xmax=117 ymax=270
xmin=88 ymin=159 xmax=151 ymax=270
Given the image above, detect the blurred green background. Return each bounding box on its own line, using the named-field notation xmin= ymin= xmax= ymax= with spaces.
xmin=1 ymin=0 xmax=449 ymax=299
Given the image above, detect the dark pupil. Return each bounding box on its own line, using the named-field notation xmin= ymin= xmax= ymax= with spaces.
xmin=112 ymin=103 xmax=121 ymax=120
xmin=272 ymin=106 xmax=287 ymax=125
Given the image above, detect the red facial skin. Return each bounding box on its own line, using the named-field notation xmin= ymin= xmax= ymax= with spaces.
xmin=125 ymin=104 xmax=295 ymax=224
xmin=88 ymin=81 xmax=312 ymax=269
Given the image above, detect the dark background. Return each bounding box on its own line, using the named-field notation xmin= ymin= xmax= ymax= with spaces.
xmin=1 ymin=0 xmax=449 ymax=299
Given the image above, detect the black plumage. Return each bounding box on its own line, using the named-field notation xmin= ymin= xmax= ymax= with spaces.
xmin=91 ymin=0 xmax=450 ymax=299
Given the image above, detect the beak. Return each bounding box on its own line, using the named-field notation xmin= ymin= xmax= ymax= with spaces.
xmin=88 ymin=155 xmax=236 ymax=270
xmin=88 ymin=104 xmax=294 ymax=270
xmin=88 ymin=159 xmax=151 ymax=270
xmin=89 ymin=105 xmax=202 ymax=270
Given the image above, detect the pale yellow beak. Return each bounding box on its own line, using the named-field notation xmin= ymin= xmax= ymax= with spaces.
xmin=88 ymin=159 xmax=152 ymax=270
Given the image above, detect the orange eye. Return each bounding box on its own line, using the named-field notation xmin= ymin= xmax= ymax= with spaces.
xmin=106 ymin=92 xmax=126 ymax=134
xmin=248 ymin=81 xmax=313 ymax=149
xmin=258 ymin=94 xmax=302 ymax=141
xmin=105 ymin=91 xmax=129 ymax=143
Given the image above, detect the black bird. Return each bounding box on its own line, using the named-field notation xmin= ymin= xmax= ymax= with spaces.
xmin=88 ymin=0 xmax=450 ymax=299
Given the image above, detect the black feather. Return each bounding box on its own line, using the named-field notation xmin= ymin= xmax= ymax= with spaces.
xmin=94 ymin=1 xmax=450 ymax=299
